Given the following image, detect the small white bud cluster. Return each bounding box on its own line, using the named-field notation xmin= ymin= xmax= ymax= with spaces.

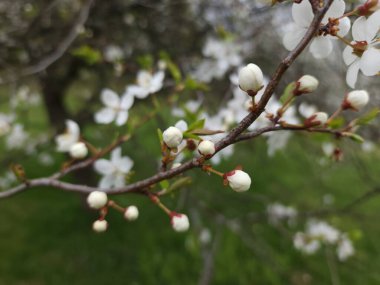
xmin=225 ymin=170 xmax=251 ymax=192
xmin=171 ymin=213 xmax=190 ymax=232
xmin=93 ymin=219 xmax=108 ymax=233
xmin=305 ymin=112 xmax=328 ymax=127
xmin=87 ymin=191 xmax=108 ymax=209
xmin=69 ymin=142 xmax=88 ymax=159
xmin=124 ymin=205 xmax=139 ymax=221
xmin=295 ymin=75 xmax=319 ymax=95
xmin=238 ymin=63 xmax=264 ymax=95
xmin=197 ymin=140 xmax=215 ymax=156
xmin=343 ymin=90 xmax=369 ymax=111
xmin=162 ymin=126 xmax=183 ymax=148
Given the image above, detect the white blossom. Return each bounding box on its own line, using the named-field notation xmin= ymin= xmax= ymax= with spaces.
xmin=55 ymin=120 xmax=80 ymax=152
xmin=226 ymin=170 xmax=251 ymax=192
xmin=198 ymin=140 xmax=216 ymax=156
xmin=305 ymin=112 xmax=329 ymax=126
xmin=238 ymin=63 xmax=264 ymax=93
xmin=94 ymin=147 xmax=134 ymax=189
xmin=93 ymin=220 xmax=108 ymax=233
xmin=69 ymin=142 xmax=88 ymax=159
xmin=124 ymin=206 xmax=139 ymax=221
xmin=171 ymin=213 xmax=190 ymax=232
xmin=87 ymin=191 xmax=108 ymax=209
xmin=343 ymin=90 xmax=369 ymax=110
xmin=337 ymin=235 xmax=355 ymax=261
xmin=94 ymin=88 xmax=134 ymax=126
xmin=296 ymin=75 xmax=319 ymax=94
xmin=267 ymin=203 xmax=297 ymax=225
xmin=162 ymin=126 xmax=183 ymax=148
xmin=343 ymin=10 xmax=380 ymax=88
xmin=6 ymin=124 xmax=28 ymax=150
xmin=283 ymin=0 xmax=351 ymax=58
xmin=293 ymin=232 xmax=321 ymax=254
xmin=126 ymin=70 xmax=165 ymax=99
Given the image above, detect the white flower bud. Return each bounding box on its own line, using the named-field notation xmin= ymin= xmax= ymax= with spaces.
xmin=226 ymin=170 xmax=251 ymax=192
xmin=171 ymin=213 xmax=190 ymax=232
xmin=92 ymin=219 xmax=108 ymax=233
xmin=344 ymin=90 xmax=369 ymax=111
xmin=198 ymin=140 xmax=215 ymax=156
xmin=162 ymin=126 xmax=183 ymax=148
xmin=238 ymin=63 xmax=264 ymax=94
xmin=87 ymin=191 xmax=108 ymax=209
xmin=69 ymin=142 xmax=88 ymax=159
xmin=297 ymin=75 xmax=319 ymax=94
xmin=305 ymin=112 xmax=328 ymax=126
xmin=171 ymin=162 xmax=182 ymax=169
xmin=124 ymin=205 xmax=139 ymax=221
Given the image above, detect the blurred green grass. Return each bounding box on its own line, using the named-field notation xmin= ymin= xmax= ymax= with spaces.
xmin=1 ymin=132 xmax=380 ymax=284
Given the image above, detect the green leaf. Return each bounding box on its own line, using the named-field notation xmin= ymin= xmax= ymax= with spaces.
xmin=137 ymin=54 xmax=154 ymax=69
xmin=279 ymin=82 xmax=296 ymax=104
xmin=157 ymin=128 xmax=163 ymax=144
xmin=183 ymin=132 xmax=201 ymax=140
xmin=343 ymin=132 xmax=364 ymax=143
xmin=355 ymin=108 xmax=380 ymax=126
xmin=159 ymin=180 xmax=170 ymax=190
xmin=186 ymin=119 xmax=205 ymax=132
xmin=190 ymin=128 xmax=225 ymax=136
xmin=184 ymin=77 xmax=209 ymax=91
xmin=328 ymin=117 xmax=345 ymax=129
xmin=161 ymin=177 xmax=192 ymax=195
xmin=71 ymin=45 xmax=102 ymax=65
xmin=159 ymin=51 xmax=182 ymax=83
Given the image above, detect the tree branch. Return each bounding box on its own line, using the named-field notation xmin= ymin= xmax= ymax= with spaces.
xmin=0 ymin=0 xmax=334 ymax=198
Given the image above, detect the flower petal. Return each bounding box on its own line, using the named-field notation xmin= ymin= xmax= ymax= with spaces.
xmin=66 ymin=120 xmax=80 ymax=140
xmin=283 ymin=25 xmax=307 ymax=51
xmin=174 ymin=120 xmax=188 ymax=132
xmin=323 ymin=0 xmax=345 ymax=22
xmin=342 ymin=45 xmax=357 ymax=65
xmin=346 ymin=59 xmax=360 ymax=88
xmin=115 ymin=156 xmax=134 ymax=173
xmin=309 ymin=37 xmax=333 ymax=59
xmin=94 ymin=107 xmax=116 ymax=124
xmin=111 ymin=147 xmax=122 ymax=163
xmin=337 ymin=17 xmax=351 ymax=37
xmin=352 ymin=16 xmax=368 ymax=42
xmin=114 ymin=173 xmax=126 ymax=188
xmin=127 ymin=85 xmax=149 ymax=99
xmin=120 ymin=93 xmax=134 ymax=110
xmin=99 ymin=174 xmax=115 ymax=189
xmin=292 ymin=1 xmax=314 ymax=27
xmin=367 ymin=10 xmax=380 ymax=42
xmin=149 ymin=71 xmax=165 ymax=93
xmin=94 ymin=159 xmax=114 ymax=175
xmin=101 ymin=89 xmax=120 ymax=108
xmin=115 ymin=111 xmax=129 ymax=126
xmin=360 ymin=48 xmax=380 ymax=76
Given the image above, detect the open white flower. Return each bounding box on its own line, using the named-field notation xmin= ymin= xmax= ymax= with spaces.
xmin=94 ymin=147 xmax=134 ymax=189
xmin=55 ymin=120 xmax=80 ymax=152
xmin=337 ymin=235 xmax=355 ymax=261
xmin=94 ymin=89 xmax=134 ymax=126
xmin=126 ymin=70 xmax=165 ymax=99
xmin=343 ymin=10 xmax=380 ymax=88
xmin=283 ymin=0 xmax=351 ymax=58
